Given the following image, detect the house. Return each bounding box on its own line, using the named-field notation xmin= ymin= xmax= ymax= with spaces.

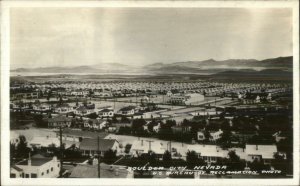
xmin=94 ymin=91 xmax=112 ymax=98
xmin=130 ymin=140 xmax=167 ymax=159
xmin=29 ymin=136 xmax=60 ymax=149
xmin=54 ymin=103 xmax=73 ymax=114
xmin=59 ymin=128 xmax=108 ymax=143
xmin=79 ymin=138 xmax=120 ymax=156
xmin=166 ymin=90 xmax=173 ymax=97
xmin=272 ymin=131 xmax=287 ymax=142
xmin=75 ymin=106 xmax=95 ymax=116
xmin=83 ymin=119 xmax=107 ymax=130
xmin=69 ymin=162 xmax=133 ymax=178
xmin=245 ymin=144 xmax=278 ymax=164
xmin=71 ymin=90 xmax=84 ymax=97
xmin=10 ymin=165 xmax=24 ymax=178
xmin=197 ymin=131 xmax=205 ymax=141
xmin=153 ymin=123 xmax=161 ymax=133
xmin=33 ymin=103 xmax=52 ymax=112
xmin=98 ymin=108 xmax=114 ymax=118
xmin=209 ymin=129 xmax=223 ymax=142
xmin=186 ymin=144 xmax=227 ymax=163
xmin=169 ymin=93 xmax=204 ymax=105
xmin=47 ymin=115 xmax=72 ymax=128
xmin=10 ymin=131 xmax=20 ymax=145
xmin=117 ymin=106 xmax=136 ymax=116
xmin=11 ymin=154 xmax=60 ymax=178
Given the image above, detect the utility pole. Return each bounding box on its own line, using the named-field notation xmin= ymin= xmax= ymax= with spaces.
xmin=146 ymin=140 xmax=154 ymax=151
xmin=59 ymin=126 xmax=63 ymax=178
xmin=169 ymin=140 xmax=172 ymax=159
xmin=97 ymin=136 xmax=100 ymax=178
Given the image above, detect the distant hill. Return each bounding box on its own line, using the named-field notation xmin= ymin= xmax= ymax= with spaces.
xmin=11 ymin=56 xmax=292 ymax=75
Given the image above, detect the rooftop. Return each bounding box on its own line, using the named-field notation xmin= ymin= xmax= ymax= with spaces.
xmin=16 ymin=154 xmax=54 ymax=167
xmin=79 ymin=138 xmax=117 ymax=151
xmin=69 ymin=163 xmax=131 ymax=178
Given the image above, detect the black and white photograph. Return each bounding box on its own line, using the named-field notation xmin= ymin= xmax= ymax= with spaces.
xmin=1 ymin=0 xmax=299 ymax=185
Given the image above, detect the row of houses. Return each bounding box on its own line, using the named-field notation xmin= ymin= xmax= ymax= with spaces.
xmin=130 ymin=138 xmax=282 ymax=165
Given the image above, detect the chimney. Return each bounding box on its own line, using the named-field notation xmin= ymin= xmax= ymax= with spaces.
xmin=92 ymin=158 xmax=98 ymax=165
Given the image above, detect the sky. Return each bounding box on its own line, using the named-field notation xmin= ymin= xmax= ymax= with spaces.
xmin=10 ymin=8 xmax=293 ymax=69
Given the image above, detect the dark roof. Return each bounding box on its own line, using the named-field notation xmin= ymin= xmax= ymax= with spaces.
xmin=119 ymin=106 xmax=136 ymax=112
xmin=99 ymin=108 xmax=113 ymax=113
xmin=61 ymin=129 xmax=108 ymax=139
xmin=76 ymin=106 xmax=87 ymax=112
xmin=48 ymin=115 xmax=72 ymax=123
xmin=16 ymin=154 xmax=53 ymax=166
xmin=11 ymin=165 xmax=23 ymax=172
xmin=79 ymin=138 xmax=117 ymax=151
xmin=69 ymin=163 xmax=130 ymax=178
xmin=56 ymin=103 xmax=70 ymax=108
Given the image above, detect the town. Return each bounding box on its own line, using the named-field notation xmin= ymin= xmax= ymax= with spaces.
xmin=9 ymin=76 xmax=293 ymax=178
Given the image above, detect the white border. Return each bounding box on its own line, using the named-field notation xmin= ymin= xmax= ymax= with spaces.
xmin=1 ymin=1 xmax=299 ymax=186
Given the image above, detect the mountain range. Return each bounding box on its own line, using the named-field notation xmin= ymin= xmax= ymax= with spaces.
xmin=11 ymin=56 xmax=293 ymax=76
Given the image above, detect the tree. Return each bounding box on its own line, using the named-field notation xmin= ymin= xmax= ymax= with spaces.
xmin=103 ymin=149 xmax=117 ymax=164
xmin=58 ymin=95 xmax=63 ymax=106
xmin=46 ymin=90 xmax=52 ymax=102
xmin=219 ymin=130 xmax=232 ymax=148
xmin=186 ymin=150 xmax=204 ymax=169
xmin=131 ymin=118 xmax=146 ymax=135
xmin=163 ymin=150 xmax=172 ymax=166
xmin=158 ymin=122 xmax=173 ymax=140
xmin=121 ymin=116 xmax=130 ymax=123
xmin=10 ymin=143 xmax=16 ymax=165
xmin=271 ymin=152 xmax=287 ymax=175
xmin=227 ymin=151 xmax=245 ymax=171
xmin=16 ymin=135 xmax=31 ymax=159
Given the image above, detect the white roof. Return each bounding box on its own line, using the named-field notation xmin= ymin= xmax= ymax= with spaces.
xmin=245 ymin=145 xmax=277 ymax=159
xmin=187 ymin=144 xmax=227 ymax=158
xmin=29 ymin=137 xmax=60 ymax=148
xmin=130 ymin=140 xmax=168 ymax=155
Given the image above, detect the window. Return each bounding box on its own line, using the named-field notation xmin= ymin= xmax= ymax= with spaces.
xmin=41 ymin=172 xmax=44 ymax=176
xmin=31 ymin=173 xmax=37 ymax=178
xmin=25 ymin=174 xmax=29 ymax=178
xmin=51 ymin=167 xmax=53 ymax=172
xmin=10 ymin=173 xmax=16 ymax=178
xmin=58 ymin=164 xmax=60 ymax=167
xmin=47 ymin=169 xmax=49 ymax=174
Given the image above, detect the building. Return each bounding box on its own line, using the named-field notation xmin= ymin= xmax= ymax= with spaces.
xmin=79 ymin=138 xmax=120 ymax=156
xmin=186 ymin=144 xmax=227 ymax=163
xmin=245 ymin=144 xmax=278 ymax=164
xmin=69 ymin=162 xmax=133 ymax=178
xmin=11 ymin=154 xmax=60 ymax=178
xmin=54 ymin=103 xmax=73 ymax=114
xmin=130 ymin=139 xmax=167 ymax=159
xmin=29 ymin=136 xmax=60 ymax=148
xmin=169 ymin=93 xmax=204 ymax=105
xmin=59 ymin=128 xmax=108 ymax=143
xmin=197 ymin=131 xmax=205 ymax=141
xmin=48 ymin=115 xmax=72 ymax=128
xmin=117 ymin=106 xmax=136 ymax=116
xmin=10 ymin=92 xmax=39 ymax=100
xmin=33 ymin=103 xmax=52 ymax=112
xmin=209 ymin=129 xmax=223 ymax=142
xmin=83 ymin=119 xmax=107 ymax=130
xmin=98 ymin=108 xmax=114 ymax=118
xmin=75 ymin=106 xmax=95 ymax=116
